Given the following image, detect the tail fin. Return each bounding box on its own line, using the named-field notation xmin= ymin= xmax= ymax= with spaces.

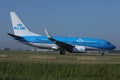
xmin=10 ymin=12 xmax=39 ymax=36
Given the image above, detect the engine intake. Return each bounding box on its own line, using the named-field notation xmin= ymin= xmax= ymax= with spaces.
xmin=72 ymin=45 xmax=86 ymax=53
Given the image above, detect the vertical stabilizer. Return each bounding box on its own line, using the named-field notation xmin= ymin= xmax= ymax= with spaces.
xmin=10 ymin=12 xmax=39 ymax=36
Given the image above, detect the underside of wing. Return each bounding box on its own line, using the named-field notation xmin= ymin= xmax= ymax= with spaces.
xmin=44 ymin=29 xmax=74 ymax=52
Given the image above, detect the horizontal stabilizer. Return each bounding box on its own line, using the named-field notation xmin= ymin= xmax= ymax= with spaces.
xmin=7 ymin=33 xmax=27 ymax=42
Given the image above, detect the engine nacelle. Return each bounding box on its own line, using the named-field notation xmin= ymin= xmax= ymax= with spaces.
xmin=72 ymin=45 xmax=86 ymax=53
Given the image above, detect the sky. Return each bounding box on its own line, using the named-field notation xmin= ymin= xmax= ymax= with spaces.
xmin=0 ymin=0 xmax=120 ymax=50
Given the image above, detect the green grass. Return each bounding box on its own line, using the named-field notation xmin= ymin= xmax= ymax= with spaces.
xmin=0 ymin=62 xmax=120 ymax=80
xmin=0 ymin=50 xmax=120 ymax=80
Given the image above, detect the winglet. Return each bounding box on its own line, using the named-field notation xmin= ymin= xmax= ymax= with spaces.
xmin=44 ymin=29 xmax=52 ymax=39
xmin=44 ymin=29 xmax=56 ymax=42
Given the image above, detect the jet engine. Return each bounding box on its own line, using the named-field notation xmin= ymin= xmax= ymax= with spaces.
xmin=72 ymin=45 xmax=86 ymax=53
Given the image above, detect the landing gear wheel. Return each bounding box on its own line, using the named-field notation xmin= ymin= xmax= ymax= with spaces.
xmin=99 ymin=50 xmax=105 ymax=56
xmin=60 ymin=50 xmax=65 ymax=55
xmin=101 ymin=52 xmax=104 ymax=56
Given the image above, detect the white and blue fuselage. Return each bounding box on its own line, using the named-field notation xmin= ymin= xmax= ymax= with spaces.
xmin=8 ymin=12 xmax=116 ymax=54
xmin=21 ymin=36 xmax=115 ymax=50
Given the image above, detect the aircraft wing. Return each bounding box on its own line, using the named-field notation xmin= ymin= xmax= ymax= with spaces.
xmin=7 ymin=33 xmax=27 ymax=42
xmin=44 ymin=29 xmax=73 ymax=52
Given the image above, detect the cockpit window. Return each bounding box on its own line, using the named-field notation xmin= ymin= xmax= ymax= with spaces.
xmin=107 ymin=42 xmax=111 ymax=44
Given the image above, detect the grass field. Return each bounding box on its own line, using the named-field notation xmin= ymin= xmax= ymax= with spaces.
xmin=0 ymin=50 xmax=120 ymax=80
xmin=0 ymin=50 xmax=120 ymax=64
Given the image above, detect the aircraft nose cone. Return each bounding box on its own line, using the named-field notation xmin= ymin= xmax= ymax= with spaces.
xmin=112 ymin=45 xmax=116 ymax=49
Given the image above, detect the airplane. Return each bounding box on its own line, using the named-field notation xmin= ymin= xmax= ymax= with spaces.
xmin=8 ymin=12 xmax=116 ymax=55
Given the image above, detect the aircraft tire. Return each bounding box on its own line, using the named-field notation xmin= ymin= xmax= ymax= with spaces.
xmin=60 ymin=50 xmax=65 ymax=55
xmin=101 ymin=52 xmax=104 ymax=56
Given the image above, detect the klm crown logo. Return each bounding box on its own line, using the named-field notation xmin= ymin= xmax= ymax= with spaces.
xmin=14 ymin=24 xmax=25 ymax=30
xmin=77 ymin=38 xmax=84 ymax=42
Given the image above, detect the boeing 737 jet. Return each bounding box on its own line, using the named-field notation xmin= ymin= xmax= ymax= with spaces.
xmin=8 ymin=12 xmax=116 ymax=55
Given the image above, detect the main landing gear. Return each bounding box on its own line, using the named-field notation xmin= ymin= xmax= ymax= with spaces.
xmin=99 ymin=50 xmax=105 ymax=56
xmin=60 ymin=50 xmax=65 ymax=55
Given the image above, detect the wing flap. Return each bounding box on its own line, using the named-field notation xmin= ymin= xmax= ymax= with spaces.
xmin=44 ymin=29 xmax=73 ymax=52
